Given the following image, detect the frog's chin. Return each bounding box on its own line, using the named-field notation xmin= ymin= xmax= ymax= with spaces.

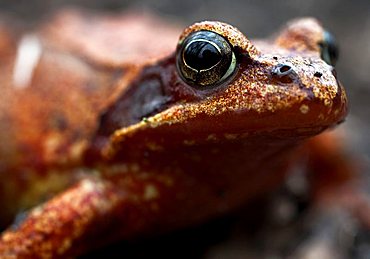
xmin=252 ymin=125 xmax=329 ymax=139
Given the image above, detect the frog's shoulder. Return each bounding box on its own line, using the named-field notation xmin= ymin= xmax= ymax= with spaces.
xmin=40 ymin=9 xmax=182 ymax=67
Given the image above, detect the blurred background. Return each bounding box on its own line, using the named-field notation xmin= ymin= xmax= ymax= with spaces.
xmin=0 ymin=0 xmax=369 ymax=258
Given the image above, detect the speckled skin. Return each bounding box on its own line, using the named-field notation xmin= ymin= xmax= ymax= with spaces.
xmin=0 ymin=10 xmax=352 ymax=258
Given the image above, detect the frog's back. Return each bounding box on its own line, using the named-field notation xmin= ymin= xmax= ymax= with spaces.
xmin=0 ymin=9 xmax=180 ymax=168
xmin=0 ymin=10 xmax=180 ymax=223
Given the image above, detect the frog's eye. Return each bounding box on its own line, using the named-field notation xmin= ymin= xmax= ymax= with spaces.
xmin=319 ymin=31 xmax=339 ymax=66
xmin=176 ymin=30 xmax=237 ymax=88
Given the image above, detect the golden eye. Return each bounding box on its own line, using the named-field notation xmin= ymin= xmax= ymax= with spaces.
xmin=319 ymin=30 xmax=339 ymax=66
xmin=177 ymin=30 xmax=237 ymax=88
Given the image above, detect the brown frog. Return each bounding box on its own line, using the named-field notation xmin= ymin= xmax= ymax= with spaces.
xmin=0 ymin=9 xmax=366 ymax=258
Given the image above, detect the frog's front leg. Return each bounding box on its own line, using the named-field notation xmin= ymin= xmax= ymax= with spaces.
xmin=0 ymin=137 xmax=294 ymax=258
xmin=303 ymin=131 xmax=370 ymax=227
xmin=0 ymin=168 xmax=180 ymax=258
xmin=305 ymin=131 xmax=354 ymax=197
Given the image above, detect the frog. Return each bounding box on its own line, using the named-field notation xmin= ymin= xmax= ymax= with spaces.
xmin=0 ymin=9 xmax=367 ymax=258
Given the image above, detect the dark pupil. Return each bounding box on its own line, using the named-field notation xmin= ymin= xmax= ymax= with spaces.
xmin=184 ymin=41 xmax=221 ymax=70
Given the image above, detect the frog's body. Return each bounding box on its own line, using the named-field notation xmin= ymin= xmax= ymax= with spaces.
xmin=0 ymin=9 xmax=361 ymax=258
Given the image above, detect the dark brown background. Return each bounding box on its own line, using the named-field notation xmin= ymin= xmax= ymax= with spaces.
xmin=1 ymin=0 xmax=369 ymax=258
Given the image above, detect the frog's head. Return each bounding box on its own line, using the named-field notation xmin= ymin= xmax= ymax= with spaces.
xmin=104 ymin=18 xmax=347 ymax=158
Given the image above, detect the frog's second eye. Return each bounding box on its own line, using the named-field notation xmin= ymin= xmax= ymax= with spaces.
xmin=177 ymin=31 xmax=237 ymax=88
xmin=319 ymin=31 xmax=339 ymax=66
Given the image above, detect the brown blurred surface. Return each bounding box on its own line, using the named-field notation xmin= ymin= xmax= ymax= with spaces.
xmin=0 ymin=0 xmax=369 ymax=258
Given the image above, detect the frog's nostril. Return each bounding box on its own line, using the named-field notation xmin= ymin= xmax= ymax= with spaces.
xmin=279 ymin=65 xmax=292 ymax=75
xmin=314 ymin=71 xmax=323 ymax=78
xmin=272 ymin=64 xmax=293 ymax=77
